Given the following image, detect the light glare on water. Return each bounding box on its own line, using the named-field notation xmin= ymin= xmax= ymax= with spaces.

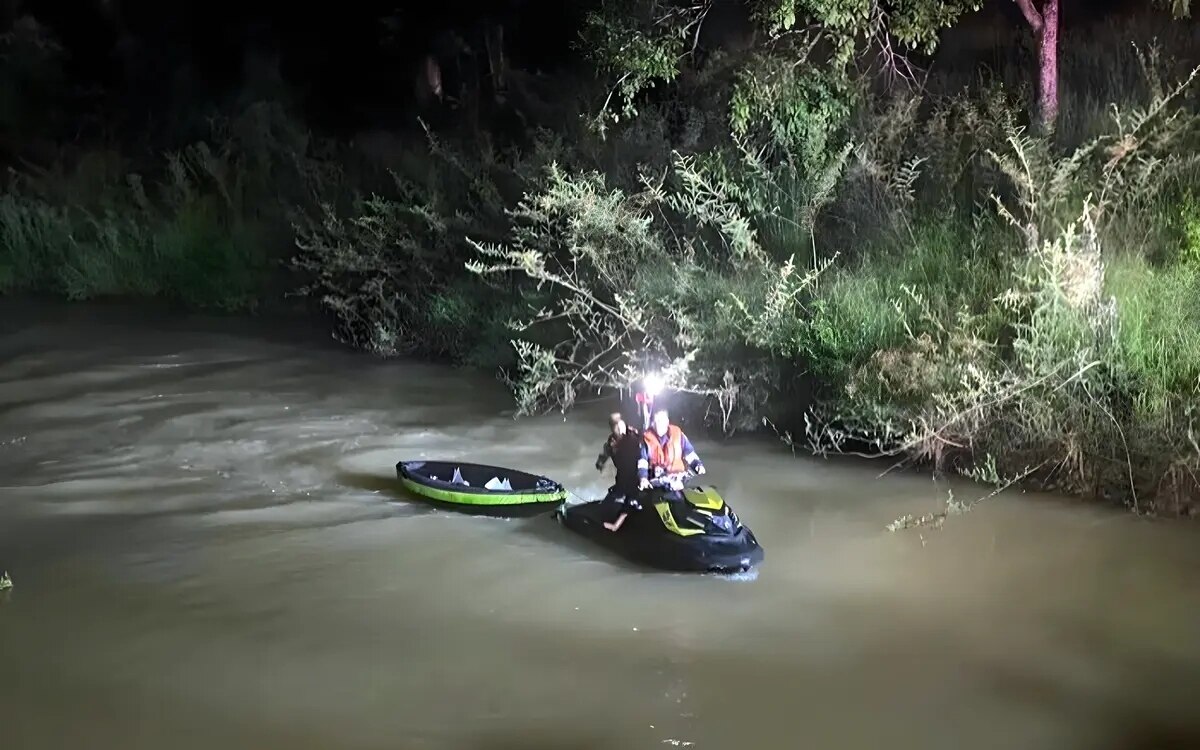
xmin=2 ymin=302 xmax=1200 ymax=750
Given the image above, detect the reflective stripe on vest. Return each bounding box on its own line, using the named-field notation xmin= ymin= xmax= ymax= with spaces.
xmin=643 ymin=425 xmax=686 ymax=474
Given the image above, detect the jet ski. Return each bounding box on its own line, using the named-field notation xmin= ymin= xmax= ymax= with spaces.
xmin=556 ymin=472 xmax=765 ymax=574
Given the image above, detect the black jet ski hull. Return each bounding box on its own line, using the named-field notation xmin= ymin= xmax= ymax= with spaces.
xmin=556 ymin=497 xmax=764 ymax=574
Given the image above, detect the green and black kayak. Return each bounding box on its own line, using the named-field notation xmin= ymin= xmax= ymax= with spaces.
xmin=395 ymin=460 xmax=566 ymax=515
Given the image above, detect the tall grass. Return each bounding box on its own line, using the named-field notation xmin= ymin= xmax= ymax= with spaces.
xmin=0 ymin=181 xmax=267 ymax=309
xmin=0 ymin=99 xmax=330 ymax=310
xmin=1107 ymin=254 xmax=1200 ymax=425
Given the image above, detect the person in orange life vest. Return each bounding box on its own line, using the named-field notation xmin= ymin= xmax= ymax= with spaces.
xmin=638 ymin=406 xmax=705 ymax=490
xmin=595 ymin=411 xmax=642 ymax=532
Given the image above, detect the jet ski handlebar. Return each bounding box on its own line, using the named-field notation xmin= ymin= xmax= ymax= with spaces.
xmin=645 ymin=470 xmax=695 ymax=489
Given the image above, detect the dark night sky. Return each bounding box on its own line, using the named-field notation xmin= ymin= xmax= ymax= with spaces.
xmin=2 ymin=0 xmax=1176 ymax=135
xmin=14 ymin=0 xmax=1148 ymax=83
xmin=7 ymin=1 xmax=587 ymax=131
xmin=17 ymin=1 xmax=586 ymax=86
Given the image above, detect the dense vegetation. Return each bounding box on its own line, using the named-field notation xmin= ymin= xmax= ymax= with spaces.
xmin=3 ymin=4 xmax=1200 ymax=515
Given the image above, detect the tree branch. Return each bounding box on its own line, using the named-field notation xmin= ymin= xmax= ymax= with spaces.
xmin=1013 ymin=0 xmax=1044 ymax=33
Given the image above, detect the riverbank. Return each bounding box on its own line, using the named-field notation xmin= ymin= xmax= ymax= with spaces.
xmin=3 ymin=14 xmax=1200 ymax=516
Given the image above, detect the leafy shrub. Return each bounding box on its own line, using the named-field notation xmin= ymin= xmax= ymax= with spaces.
xmin=289 ymin=125 xmax=565 ymax=364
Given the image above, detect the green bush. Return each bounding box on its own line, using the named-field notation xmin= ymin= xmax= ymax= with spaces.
xmin=289 ymin=125 xmax=569 ymax=364
xmin=462 ymin=33 xmax=1200 ymax=515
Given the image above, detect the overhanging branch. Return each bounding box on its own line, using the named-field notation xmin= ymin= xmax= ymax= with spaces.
xmin=1013 ymin=0 xmax=1044 ymax=33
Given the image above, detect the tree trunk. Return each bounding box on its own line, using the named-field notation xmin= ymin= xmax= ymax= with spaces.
xmin=484 ymin=22 xmax=506 ymax=104
xmin=1014 ymin=0 xmax=1059 ymax=132
xmin=1037 ymin=0 xmax=1059 ymax=132
xmin=415 ymin=54 xmax=443 ymax=106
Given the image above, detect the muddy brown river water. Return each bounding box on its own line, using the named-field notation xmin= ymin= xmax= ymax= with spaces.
xmin=1 ymin=302 xmax=1199 ymax=750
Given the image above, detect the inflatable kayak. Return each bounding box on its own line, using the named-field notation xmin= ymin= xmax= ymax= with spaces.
xmin=395 ymin=460 xmax=566 ymax=514
xmin=557 ymin=475 xmax=764 ymax=574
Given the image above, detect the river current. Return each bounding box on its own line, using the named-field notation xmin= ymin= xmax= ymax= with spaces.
xmin=2 ymin=301 xmax=1199 ymax=750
